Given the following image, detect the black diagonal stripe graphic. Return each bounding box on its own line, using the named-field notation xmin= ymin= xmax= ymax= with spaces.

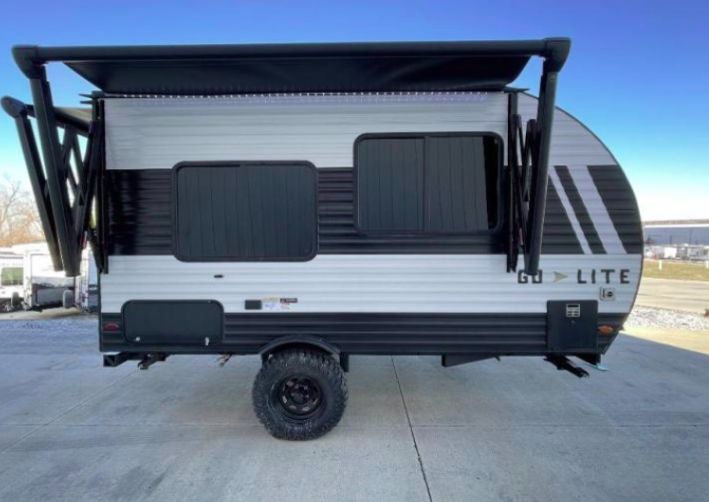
xmin=542 ymin=182 xmax=584 ymax=255
xmin=555 ymin=166 xmax=605 ymax=254
xmin=587 ymin=165 xmax=641 ymax=254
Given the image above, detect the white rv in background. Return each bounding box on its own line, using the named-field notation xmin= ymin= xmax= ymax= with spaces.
xmin=0 ymin=249 xmax=24 ymax=312
xmin=0 ymin=244 xmax=98 ymax=314
xmin=9 ymin=243 xmax=75 ymax=311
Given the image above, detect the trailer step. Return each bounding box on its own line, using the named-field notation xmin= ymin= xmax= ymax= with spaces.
xmin=137 ymin=354 xmax=169 ymax=370
xmin=103 ymin=352 xmax=169 ymax=369
xmin=544 ymin=355 xmax=589 ymax=378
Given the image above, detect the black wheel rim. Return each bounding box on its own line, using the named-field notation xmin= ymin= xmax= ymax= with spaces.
xmin=270 ymin=374 xmax=325 ymax=422
xmin=0 ymin=302 xmax=12 ymax=313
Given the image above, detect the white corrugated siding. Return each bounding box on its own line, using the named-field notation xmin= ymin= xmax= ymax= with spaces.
xmin=105 ymin=93 xmax=617 ymax=170
xmin=101 ymin=254 xmax=641 ymax=314
xmin=105 ymin=93 xmax=508 ymax=170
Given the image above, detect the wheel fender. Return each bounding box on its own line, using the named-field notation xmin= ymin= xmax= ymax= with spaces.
xmin=259 ymin=335 xmax=340 ymax=358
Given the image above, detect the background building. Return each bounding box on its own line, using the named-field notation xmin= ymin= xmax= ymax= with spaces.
xmin=643 ymin=220 xmax=709 ymax=245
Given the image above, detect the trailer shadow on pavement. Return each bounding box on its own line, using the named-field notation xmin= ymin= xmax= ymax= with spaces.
xmin=0 ymin=319 xmax=708 ymax=502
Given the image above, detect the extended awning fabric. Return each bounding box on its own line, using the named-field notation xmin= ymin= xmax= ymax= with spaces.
xmin=12 ymin=39 xmax=566 ymax=95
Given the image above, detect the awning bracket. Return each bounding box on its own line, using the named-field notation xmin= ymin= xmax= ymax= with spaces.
xmin=506 ymin=39 xmax=569 ymax=275
xmin=2 ymin=86 xmax=102 ymax=276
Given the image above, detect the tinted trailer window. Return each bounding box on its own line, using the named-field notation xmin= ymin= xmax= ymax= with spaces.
xmin=355 ymin=133 xmax=501 ymax=234
xmin=173 ymin=162 xmax=318 ymax=261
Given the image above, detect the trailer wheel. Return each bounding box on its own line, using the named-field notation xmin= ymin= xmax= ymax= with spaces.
xmin=0 ymin=301 xmax=15 ymax=313
xmin=252 ymin=348 xmax=347 ymax=440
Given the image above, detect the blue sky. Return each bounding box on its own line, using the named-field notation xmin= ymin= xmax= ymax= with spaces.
xmin=1 ymin=0 xmax=707 ymax=220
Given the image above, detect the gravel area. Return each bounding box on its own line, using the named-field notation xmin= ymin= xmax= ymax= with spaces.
xmin=626 ymin=306 xmax=709 ymax=332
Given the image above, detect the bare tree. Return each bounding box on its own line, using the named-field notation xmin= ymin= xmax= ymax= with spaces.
xmin=0 ymin=176 xmax=44 ymax=247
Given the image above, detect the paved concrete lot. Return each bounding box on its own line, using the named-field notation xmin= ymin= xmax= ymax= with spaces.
xmin=637 ymin=277 xmax=709 ymax=314
xmin=0 ymin=307 xmax=83 ymax=321
xmin=1 ymin=318 xmax=708 ymax=502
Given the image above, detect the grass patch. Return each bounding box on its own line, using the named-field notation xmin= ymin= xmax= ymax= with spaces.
xmin=643 ymin=259 xmax=709 ymax=282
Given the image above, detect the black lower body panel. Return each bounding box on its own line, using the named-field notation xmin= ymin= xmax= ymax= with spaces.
xmin=100 ymin=312 xmax=625 ymax=356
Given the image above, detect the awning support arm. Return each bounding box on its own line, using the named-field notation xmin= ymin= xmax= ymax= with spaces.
xmin=525 ymin=60 xmax=562 ymax=275
xmin=1 ymin=96 xmax=62 ymax=271
xmin=506 ymin=39 xmax=569 ymax=276
xmin=2 ymin=83 xmax=101 ymax=276
xmin=28 ymin=67 xmax=81 ymax=276
xmin=506 ymin=93 xmax=519 ymax=273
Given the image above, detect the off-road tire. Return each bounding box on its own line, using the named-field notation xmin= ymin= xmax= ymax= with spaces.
xmin=252 ymin=348 xmax=347 ymax=440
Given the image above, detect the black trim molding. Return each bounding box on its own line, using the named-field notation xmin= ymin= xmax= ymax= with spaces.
xmin=106 ymin=165 xmax=641 ymax=257
xmin=100 ymin=311 xmax=624 ymax=356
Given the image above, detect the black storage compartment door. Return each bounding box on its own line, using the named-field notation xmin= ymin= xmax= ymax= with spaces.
xmin=123 ymin=300 xmax=224 ymax=347
xmin=547 ymin=300 xmax=598 ymax=352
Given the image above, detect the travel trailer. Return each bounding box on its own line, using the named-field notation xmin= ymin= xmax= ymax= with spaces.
xmin=0 ymin=243 xmax=76 ymax=312
xmin=3 ymin=38 xmax=643 ymax=439
xmin=676 ymin=244 xmax=709 ymax=262
xmin=0 ymin=245 xmax=96 ymax=314
xmin=0 ymin=249 xmax=23 ymax=312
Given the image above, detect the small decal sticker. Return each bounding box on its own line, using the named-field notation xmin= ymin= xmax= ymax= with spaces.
xmin=262 ymin=297 xmax=299 ymax=311
xmin=600 ymin=287 xmax=616 ymax=301
xmin=262 ymin=298 xmax=280 ymax=311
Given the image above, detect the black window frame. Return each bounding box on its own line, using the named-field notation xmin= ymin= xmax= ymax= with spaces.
xmin=353 ymin=132 xmax=504 ymax=237
xmin=171 ymin=160 xmax=319 ymax=263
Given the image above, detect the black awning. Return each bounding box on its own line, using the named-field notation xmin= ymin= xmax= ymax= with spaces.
xmin=12 ymin=39 xmax=570 ymax=95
